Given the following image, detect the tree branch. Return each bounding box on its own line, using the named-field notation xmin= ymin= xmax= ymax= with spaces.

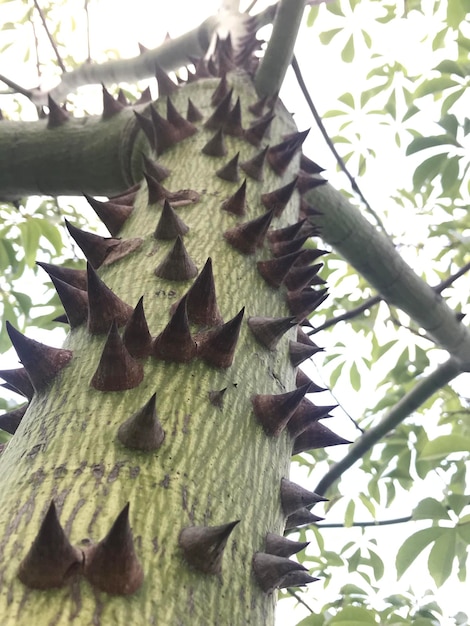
xmin=254 ymin=0 xmax=305 ymax=96
xmin=318 ymin=515 xmax=412 ymax=528
xmin=314 ymin=357 xmax=462 ymax=496
xmin=308 ymin=183 xmax=470 ymax=369
xmin=310 ymin=295 xmax=381 ymax=334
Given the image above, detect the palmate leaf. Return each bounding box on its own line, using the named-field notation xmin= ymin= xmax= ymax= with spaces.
xmin=396 ymin=527 xmax=442 ymax=579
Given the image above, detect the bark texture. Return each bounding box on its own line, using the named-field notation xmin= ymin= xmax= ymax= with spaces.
xmin=0 ymin=71 xmax=338 ymax=624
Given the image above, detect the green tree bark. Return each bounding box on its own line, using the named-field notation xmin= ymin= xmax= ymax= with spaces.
xmin=0 ymin=71 xmax=333 ymax=624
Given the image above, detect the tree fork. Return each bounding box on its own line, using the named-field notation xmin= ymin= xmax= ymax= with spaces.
xmin=0 ymin=71 xmax=343 ymax=624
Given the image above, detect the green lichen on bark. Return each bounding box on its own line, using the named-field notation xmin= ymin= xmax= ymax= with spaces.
xmin=0 ymin=72 xmax=330 ymax=625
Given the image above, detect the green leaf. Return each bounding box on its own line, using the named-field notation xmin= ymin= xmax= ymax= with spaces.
xmin=396 ymin=527 xmax=442 ymax=578
xmin=412 ymin=153 xmax=448 ymax=189
xmin=406 ymin=134 xmax=459 ymax=155
xmin=412 ymin=497 xmax=451 ymax=521
xmin=319 ymin=28 xmax=342 ymax=45
xmin=428 ymin=529 xmax=456 ymax=586
xmin=435 ymin=60 xmax=467 ymax=78
xmin=341 ymin=35 xmax=355 ymax=63
xmin=420 ymin=435 xmax=470 ymax=460
xmin=326 ymin=2 xmax=344 ymax=16
xmin=329 ymin=606 xmax=378 ymax=624
xmin=457 ymin=515 xmax=470 ymax=544
xmin=358 ymin=492 xmax=375 ymax=518
xmin=306 ymin=5 xmax=320 ymax=27
xmin=349 ymin=360 xmax=361 ymax=391
xmin=415 ymin=76 xmax=459 ymax=97
xmin=344 ymin=499 xmax=355 ymax=527
xmin=441 ymin=155 xmax=461 ymax=193
xmin=367 ymin=548 xmax=384 ymax=581
xmin=18 ymin=219 xmax=41 ymax=268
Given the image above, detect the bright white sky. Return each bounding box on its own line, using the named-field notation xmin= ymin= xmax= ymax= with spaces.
xmin=1 ymin=1 xmax=469 ymax=624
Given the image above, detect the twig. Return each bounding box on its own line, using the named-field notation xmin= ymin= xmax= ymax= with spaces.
xmin=245 ymin=0 xmax=260 ymax=13
xmin=31 ymin=14 xmax=41 ymax=81
xmin=287 ymin=590 xmax=315 ymax=614
xmin=291 ymin=55 xmax=388 ymax=234
xmin=309 ymin=259 xmax=470 ymax=335
xmin=84 ymin=0 xmax=91 ymax=63
xmin=314 ymin=357 xmax=462 ymax=496
xmin=310 ymin=295 xmax=381 ymax=334
xmin=318 ymin=515 xmax=412 ymax=528
xmin=32 ymin=0 xmax=66 ymax=72
xmin=254 ymin=0 xmax=305 ymax=96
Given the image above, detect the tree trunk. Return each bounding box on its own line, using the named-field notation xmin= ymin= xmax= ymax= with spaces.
xmin=0 ymin=69 xmax=339 ymax=624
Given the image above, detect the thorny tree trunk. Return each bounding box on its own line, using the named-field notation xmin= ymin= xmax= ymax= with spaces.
xmin=0 ymin=63 xmax=346 ymax=624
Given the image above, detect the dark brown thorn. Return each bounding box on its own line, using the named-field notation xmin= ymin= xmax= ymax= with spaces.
xmin=240 ymin=146 xmax=268 ymax=181
xmin=154 ymin=199 xmax=189 ymax=240
xmin=289 ymin=340 xmax=323 ymax=367
xmin=86 ymin=264 xmax=132 ymax=334
xmin=141 ymin=153 xmax=171 ymax=182
xmin=118 ymin=393 xmax=165 ymax=451
xmin=221 ymin=179 xmax=247 ymax=216
xmin=6 ymin=322 xmax=72 ymax=392
xmin=154 ymin=62 xmax=178 ymax=96
xmin=0 ymin=367 xmax=34 ymax=399
xmin=216 ymin=153 xmax=240 ymax=182
xmin=297 ymin=173 xmax=327 ymax=194
xmin=197 ymin=308 xmax=244 ymax=368
xmin=293 ymin=422 xmax=351 ymax=455
xmin=204 ymin=88 xmax=233 ymax=130
xmin=18 ymin=501 xmax=82 ymax=589
xmin=83 ymin=193 xmax=133 ymax=237
xmin=294 ymin=248 xmax=328 ymax=267
xmin=209 ymin=388 xmax=227 ymax=409
xmin=224 ymin=97 xmax=243 ymax=136
xmin=179 ymin=520 xmax=239 ymax=575
xmin=256 ymin=251 xmax=303 ymax=288
xmin=150 ymin=105 xmax=179 ymax=154
xmin=122 ymin=297 xmax=153 ymax=358
xmin=247 ymin=316 xmax=297 ymax=350
xmin=300 ymin=198 xmax=323 ymax=220
xmin=210 ymin=74 xmax=228 ymax=106
xmin=144 ymin=171 xmax=167 ymax=204
xmin=286 ymin=288 xmax=329 ymax=321
xmin=108 ymin=183 xmax=140 ymax=205
xmin=134 ymin=110 xmax=156 ymax=150
xmin=252 ymin=553 xmax=308 ymax=593
xmin=171 ymin=257 xmax=223 ymax=326
xmin=248 ymin=95 xmax=268 ymax=117
xmin=278 ymin=570 xmax=319 ymax=589
xmin=84 ymin=503 xmax=143 ymax=595
xmin=166 ymin=97 xmax=197 ymax=139
xmin=287 ymin=399 xmax=338 ymax=438
xmin=65 ymin=220 xmax=120 ymax=269
xmin=261 ymin=178 xmax=297 ymax=217
xmin=224 ymin=209 xmax=274 ymax=254
xmin=201 ymin=128 xmax=227 ymax=157
xmin=265 ymin=533 xmax=309 ymax=558
xmin=37 ymin=262 xmax=87 ymax=291
xmin=49 ymin=275 xmax=89 ymax=328
xmin=102 ymin=85 xmax=125 ymax=119
xmin=251 ymin=384 xmax=310 ymax=437
xmin=91 ymin=321 xmax=143 ymax=391
xmin=295 ymin=370 xmax=327 ymax=392
xmin=117 ymin=89 xmax=129 ymax=106
xmin=280 ymin=478 xmax=327 ymax=516
xmin=284 ymin=263 xmax=323 ymax=292
xmin=300 ymin=153 xmax=325 ymax=174
xmin=0 ymin=404 xmax=28 ymax=434
xmin=188 ymin=55 xmax=211 ymax=80
xmin=285 ymin=508 xmax=324 ymax=530
xmin=138 ymin=42 xmax=149 ymax=54
xmin=270 ymin=236 xmax=309 ymax=258
xmin=135 ymin=86 xmax=152 ymax=105
xmin=267 ymin=130 xmax=310 ymax=175
xmin=297 ymin=327 xmax=318 ymax=346
xmin=244 ymin=114 xmax=274 ymax=146
xmin=215 ymin=34 xmax=235 ymax=74
xmin=47 ymin=95 xmax=69 ymax=129
xmin=154 ymin=236 xmax=198 ymax=281
xmin=267 ymin=220 xmax=306 ymax=244
xmin=187 ymin=98 xmax=204 ymax=122
xmin=152 ymin=296 xmax=196 ymax=363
